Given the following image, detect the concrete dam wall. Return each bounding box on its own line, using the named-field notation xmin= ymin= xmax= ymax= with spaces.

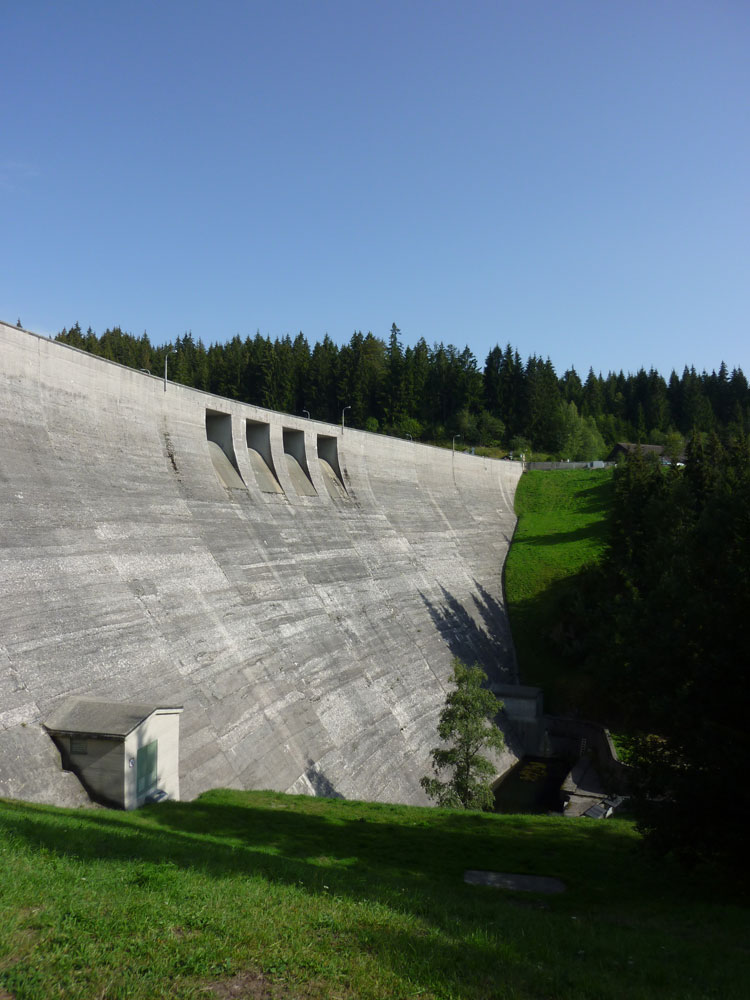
xmin=0 ymin=321 xmax=523 ymax=807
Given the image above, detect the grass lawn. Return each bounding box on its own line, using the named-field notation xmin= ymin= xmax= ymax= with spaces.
xmin=1 ymin=789 xmax=747 ymax=1000
xmin=505 ymin=469 xmax=613 ymax=712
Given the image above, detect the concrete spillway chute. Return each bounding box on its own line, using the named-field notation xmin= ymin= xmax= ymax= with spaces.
xmin=317 ymin=435 xmax=348 ymax=499
xmin=206 ymin=410 xmax=246 ymax=489
xmin=207 ymin=441 xmax=246 ymax=490
xmin=246 ymin=419 xmax=283 ymax=494
xmin=283 ymin=427 xmax=317 ymax=497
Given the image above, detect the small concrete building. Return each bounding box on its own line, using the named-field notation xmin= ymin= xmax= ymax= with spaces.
xmin=44 ymin=698 xmax=183 ymax=809
xmin=495 ymin=684 xmax=544 ymax=755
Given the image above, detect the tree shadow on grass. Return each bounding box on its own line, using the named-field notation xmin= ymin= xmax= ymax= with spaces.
xmin=0 ymin=793 xmax=715 ymax=999
xmin=0 ymin=792 xmax=653 ymax=906
xmin=507 ymin=565 xmax=624 ymax=720
xmin=513 ymin=522 xmax=609 ymax=548
xmin=516 ymin=476 xmax=613 ymax=549
xmin=572 ymin=476 xmax=615 ymax=515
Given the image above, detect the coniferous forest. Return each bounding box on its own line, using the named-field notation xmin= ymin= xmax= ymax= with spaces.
xmin=566 ymin=435 xmax=750 ymax=867
xmin=54 ymin=322 xmax=749 ymax=457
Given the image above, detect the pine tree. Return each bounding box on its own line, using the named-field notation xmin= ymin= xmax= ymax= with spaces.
xmin=384 ymin=323 xmax=405 ymax=427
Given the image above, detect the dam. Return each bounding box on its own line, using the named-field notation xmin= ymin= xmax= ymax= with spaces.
xmin=0 ymin=321 xmax=523 ymax=807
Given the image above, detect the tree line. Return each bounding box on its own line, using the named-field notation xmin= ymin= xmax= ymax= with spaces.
xmin=55 ymin=322 xmax=750 ymax=457
xmin=558 ymin=435 xmax=749 ymax=867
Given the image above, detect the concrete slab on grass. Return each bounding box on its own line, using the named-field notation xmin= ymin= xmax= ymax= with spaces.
xmin=464 ymin=870 xmax=566 ymax=893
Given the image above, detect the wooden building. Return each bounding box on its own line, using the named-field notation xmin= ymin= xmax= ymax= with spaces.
xmin=606 ymin=442 xmax=686 ymax=464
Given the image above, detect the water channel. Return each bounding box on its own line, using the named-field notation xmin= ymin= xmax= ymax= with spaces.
xmin=493 ymin=755 xmax=570 ymax=814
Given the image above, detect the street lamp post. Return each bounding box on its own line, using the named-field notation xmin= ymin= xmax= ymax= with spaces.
xmin=164 ymin=350 xmax=176 ymax=392
xmin=341 ymin=405 xmax=351 ymax=432
xmin=303 ymin=410 xmax=311 ymax=419
xmin=452 ymin=434 xmax=461 ymax=453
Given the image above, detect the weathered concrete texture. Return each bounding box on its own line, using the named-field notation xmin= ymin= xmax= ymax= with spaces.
xmin=0 ymin=321 xmax=523 ymax=807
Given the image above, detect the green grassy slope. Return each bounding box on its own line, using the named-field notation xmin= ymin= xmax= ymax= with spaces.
xmin=1 ymin=790 xmax=747 ymax=1000
xmin=505 ymin=469 xmax=613 ymax=712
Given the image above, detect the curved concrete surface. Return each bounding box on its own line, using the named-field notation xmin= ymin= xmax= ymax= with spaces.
xmin=284 ymin=453 xmax=317 ymax=497
xmin=0 ymin=321 xmax=523 ymax=807
xmin=319 ymin=458 xmax=348 ymax=500
xmin=247 ymin=447 xmax=283 ymax=494
xmin=207 ymin=441 xmax=246 ymax=490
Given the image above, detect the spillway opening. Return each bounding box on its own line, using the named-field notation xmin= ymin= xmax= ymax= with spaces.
xmin=317 ymin=434 xmax=348 ymax=499
xmin=283 ymin=428 xmax=317 ymax=496
xmin=206 ymin=410 xmax=246 ymax=489
xmin=246 ymin=419 xmax=283 ymax=493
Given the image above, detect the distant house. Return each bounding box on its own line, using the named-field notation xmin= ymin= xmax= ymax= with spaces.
xmin=44 ymin=698 xmax=183 ymax=809
xmin=606 ymin=442 xmax=685 ymax=465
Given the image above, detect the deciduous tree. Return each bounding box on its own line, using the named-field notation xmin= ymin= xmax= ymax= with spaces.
xmin=421 ymin=659 xmax=505 ymax=810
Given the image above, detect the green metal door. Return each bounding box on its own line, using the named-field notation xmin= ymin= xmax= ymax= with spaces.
xmin=136 ymin=740 xmax=158 ymax=797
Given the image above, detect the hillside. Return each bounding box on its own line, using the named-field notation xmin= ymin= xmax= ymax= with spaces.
xmin=1 ymin=790 xmax=746 ymax=1000
xmin=504 ymin=469 xmax=614 ymax=713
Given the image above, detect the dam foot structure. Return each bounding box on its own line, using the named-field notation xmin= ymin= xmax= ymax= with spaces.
xmin=0 ymin=322 xmax=523 ymax=807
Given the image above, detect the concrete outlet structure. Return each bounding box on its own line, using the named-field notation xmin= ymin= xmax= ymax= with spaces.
xmin=44 ymin=698 xmax=183 ymax=809
xmin=0 ymin=321 xmax=523 ymax=808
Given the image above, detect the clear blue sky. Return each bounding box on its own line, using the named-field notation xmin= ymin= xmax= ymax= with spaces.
xmin=2 ymin=1 xmax=748 ymax=379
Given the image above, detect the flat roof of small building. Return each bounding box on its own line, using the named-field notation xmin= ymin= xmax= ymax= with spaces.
xmin=44 ymin=697 xmax=183 ymax=738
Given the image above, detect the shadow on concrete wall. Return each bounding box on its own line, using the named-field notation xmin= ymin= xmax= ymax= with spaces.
xmin=419 ymin=584 xmax=516 ymax=684
xmin=304 ymin=759 xmax=343 ymax=799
